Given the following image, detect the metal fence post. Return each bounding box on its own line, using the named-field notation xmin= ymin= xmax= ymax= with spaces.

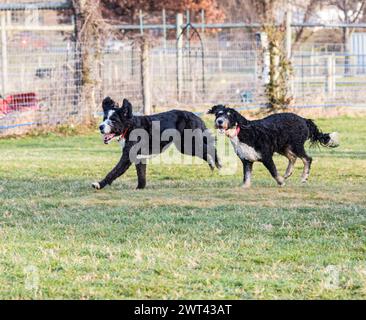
xmin=332 ymin=53 xmax=336 ymax=97
xmin=162 ymin=8 xmax=167 ymax=51
xmin=139 ymin=10 xmax=144 ymax=36
xmin=201 ymin=9 xmax=205 ymax=36
xmin=326 ymin=54 xmax=336 ymax=98
xmin=351 ymin=54 xmax=356 ymax=76
xmin=310 ymin=47 xmax=315 ymax=76
xmin=1 ymin=12 xmax=8 ymax=96
xmin=162 ymin=8 xmax=167 ymax=83
xmin=141 ymin=38 xmax=151 ymax=115
xmin=176 ymin=13 xmax=183 ymax=101
xmin=218 ymin=51 xmax=222 ymax=72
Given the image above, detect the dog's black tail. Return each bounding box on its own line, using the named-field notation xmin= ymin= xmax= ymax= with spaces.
xmin=306 ymin=119 xmax=339 ymax=148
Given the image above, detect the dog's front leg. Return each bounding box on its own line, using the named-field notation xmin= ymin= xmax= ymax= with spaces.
xmin=262 ymin=156 xmax=285 ymax=187
xmin=92 ymin=152 xmax=131 ymax=190
xmin=242 ymin=159 xmax=253 ymax=188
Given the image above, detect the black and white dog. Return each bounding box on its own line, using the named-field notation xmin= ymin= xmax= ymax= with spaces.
xmin=92 ymin=97 xmax=221 ymax=190
xmin=208 ymin=105 xmax=339 ymax=187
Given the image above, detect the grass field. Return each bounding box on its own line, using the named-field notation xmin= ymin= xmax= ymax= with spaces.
xmin=0 ymin=116 xmax=365 ymax=299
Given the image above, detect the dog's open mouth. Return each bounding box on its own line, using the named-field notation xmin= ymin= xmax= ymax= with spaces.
xmin=215 ymin=125 xmax=238 ymax=138
xmin=103 ymin=133 xmax=116 ymax=144
xmin=215 ymin=125 xmax=227 ymax=135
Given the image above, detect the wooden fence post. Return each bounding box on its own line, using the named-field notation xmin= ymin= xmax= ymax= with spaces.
xmin=141 ymin=38 xmax=151 ymax=115
xmin=1 ymin=12 xmax=8 ymax=96
xmin=285 ymin=6 xmax=294 ymax=96
xmin=285 ymin=7 xmax=292 ymax=60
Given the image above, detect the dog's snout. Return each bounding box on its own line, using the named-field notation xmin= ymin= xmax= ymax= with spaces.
xmin=217 ymin=119 xmax=224 ymax=125
xmin=99 ymin=124 xmax=104 ymax=133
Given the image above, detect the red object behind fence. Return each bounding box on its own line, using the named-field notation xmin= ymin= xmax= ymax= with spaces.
xmin=0 ymin=93 xmax=39 ymax=115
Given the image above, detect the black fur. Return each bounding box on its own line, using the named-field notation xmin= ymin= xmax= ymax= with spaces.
xmin=93 ymin=97 xmax=221 ymax=190
xmin=306 ymin=119 xmax=333 ymax=147
xmin=208 ymin=105 xmax=339 ymax=186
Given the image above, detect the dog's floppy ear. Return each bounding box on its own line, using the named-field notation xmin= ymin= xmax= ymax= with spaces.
xmin=207 ymin=104 xmax=225 ymax=115
xmin=102 ymin=97 xmax=116 ymax=111
xmin=231 ymin=109 xmax=249 ymax=126
xmin=121 ymin=98 xmax=133 ymax=118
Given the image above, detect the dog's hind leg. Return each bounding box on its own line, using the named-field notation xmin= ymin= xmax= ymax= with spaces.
xmin=202 ymin=142 xmax=220 ymax=171
xmin=262 ymin=156 xmax=285 ymax=186
xmin=300 ymin=155 xmax=312 ymax=183
xmin=283 ymin=148 xmax=297 ymax=180
xmin=175 ymin=137 xmax=216 ymax=171
xmin=135 ymin=163 xmax=147 ymax=189
xmin=292 ymin=145 xmax=312 ymax=183
xmin=204 ymin=143 xmax=222 ymax=171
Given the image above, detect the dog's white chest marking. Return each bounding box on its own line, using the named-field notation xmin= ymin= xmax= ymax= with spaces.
xmin=119 ymin=138 xmax=126 ymax=149
xmin=230 ymin=136 xmax=261 ymax=161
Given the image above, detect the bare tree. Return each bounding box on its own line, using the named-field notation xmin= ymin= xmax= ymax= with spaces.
xmin=330 ymin=0 xmax=366 ymax=46
xmin=100 ymin=0 xmax=224 ymax=25
xmin=328 ymin=0 xmax=366 ymax=74
xmin=290 ymin=0 xmax=325 ymax=49
xmin=219 ymin=0 xmax=324 ymax=49
xmin=218 ymin=0 xmax=281 ymax=23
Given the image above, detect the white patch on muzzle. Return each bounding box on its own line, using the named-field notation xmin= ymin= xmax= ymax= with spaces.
xmin=100 ymin=110 xmax=115 ymax=134
xmin=102 ymin=121 xmax=112 ymax=134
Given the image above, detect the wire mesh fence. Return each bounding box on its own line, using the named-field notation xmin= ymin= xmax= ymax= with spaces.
xmin=147 ymin=38 xmax=261 ymax=108
xmin=292 ymin=52 xmax=366 ymax=106
xmin=0 ymin=29 xmax=265 ymax=135
xmin=1 ymin=3 xmax=366 ymax=136
xmin=0 ymin=29 xmax=81 ymax=132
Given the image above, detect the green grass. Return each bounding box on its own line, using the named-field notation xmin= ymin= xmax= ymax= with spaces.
xmin=0 ymin=116 xmax=365 ymax=299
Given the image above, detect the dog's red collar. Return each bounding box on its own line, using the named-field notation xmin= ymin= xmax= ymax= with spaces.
xmin=225 ymin=125 xmax=240 ymax=138
xmin=235 ymin=125 xmax=240 ymax=136
xmin=117 ymin=128 xmax=129 ymax=142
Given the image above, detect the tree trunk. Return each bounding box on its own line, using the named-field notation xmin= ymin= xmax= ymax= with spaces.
xmin=72 ymin=0 xmax=102 ymax=125
xmin=263 ymin=25 xmax=292 ymax=112
xmin=343 ymin=27 xmax=351 ymax=77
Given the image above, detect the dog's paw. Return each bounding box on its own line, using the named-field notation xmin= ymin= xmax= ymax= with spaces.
xmin=92 ymin=182 xmax=101 ymax=190
xmin=276 ymin=176 xmax=286 ymax=187
xmin=215 ymin=160 xmax=223 ymax=170
xmin=242 ymin=182 xmax=251 ymax=189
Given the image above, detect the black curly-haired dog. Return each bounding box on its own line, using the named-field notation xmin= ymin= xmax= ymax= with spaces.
xmin=92 ymin=97 xmax=221 ymax=190
xmin=208 ymin=105 xmax=339 ymax=187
